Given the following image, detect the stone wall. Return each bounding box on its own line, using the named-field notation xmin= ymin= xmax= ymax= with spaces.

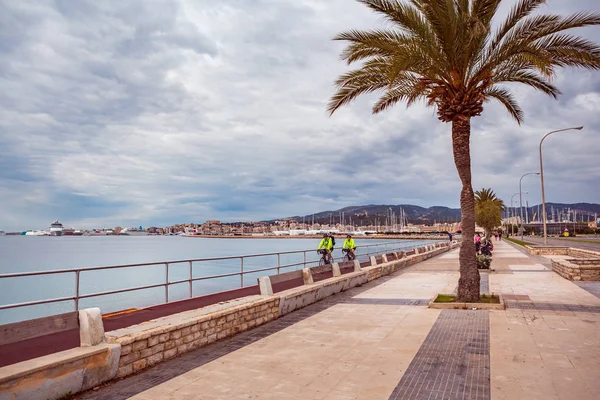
xmin=107 ymin=297 xmax=279 ymax=378
xmin=567 ymin=249 xmax=600 ymax=259
xmin=552 ymin=259 xmax=600 ymax=281
xmin=525 ymin=246 xmax=569 ymax=256
xmin=525 ymin=246 xmax=600 ymax=259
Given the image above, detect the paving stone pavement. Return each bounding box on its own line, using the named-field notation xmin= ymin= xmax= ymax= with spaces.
xmin=388 ymin=310 xmax=490 ymax=400
xmin=575 ymin=281 xmax=600 ymax=300
xmin=74 ymin=240 xmax=600 ymax=400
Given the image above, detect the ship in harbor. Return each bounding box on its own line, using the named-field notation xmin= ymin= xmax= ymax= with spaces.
xmin=0 ymin=229 xmax=5 ymax=236
xmin=24 ymin=230 xmax=51 ymax=236
xmin=119 ymin=226 xmax=149 ymax=236
xmin=50 ymin=220 xmax=64 ymax=236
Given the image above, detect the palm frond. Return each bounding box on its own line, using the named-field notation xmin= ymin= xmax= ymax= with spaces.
xmin=335 ymin=29 xmax=412 ymax=64
xmin=329 ymin=0 xmax=600 ymax=124
xmin=491 ymin=0 xmax=547 ymax=48
xmin=483 ymin=86 xmax=524 ymax=124
xmin=372 ymin=77 xmax=424 ymax=113
xmin=471 ymin=0 xmax=501 ymax=26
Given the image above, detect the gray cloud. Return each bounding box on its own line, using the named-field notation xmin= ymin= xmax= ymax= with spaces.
xmin=0 ymin=0 xmax=599 ymax=230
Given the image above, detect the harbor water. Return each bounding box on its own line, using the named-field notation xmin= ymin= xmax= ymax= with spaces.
xmin=0 ymin=236 xmax=437 ymax=324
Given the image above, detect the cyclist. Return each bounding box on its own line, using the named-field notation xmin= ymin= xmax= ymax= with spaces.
xmin=342 ymin=234 xmax=356 ymax=260
xmin=317 ymin=233 xmax=333 ymax=263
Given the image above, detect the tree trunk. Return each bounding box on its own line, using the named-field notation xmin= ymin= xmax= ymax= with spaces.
xmin=451 ymin=117 xmax=480 ymax=302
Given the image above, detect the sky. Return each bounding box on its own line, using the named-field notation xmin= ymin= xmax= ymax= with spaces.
xmin=1 ymin=0 xmax=599 ymax=230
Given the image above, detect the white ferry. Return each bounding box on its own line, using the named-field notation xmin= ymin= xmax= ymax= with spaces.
xmin=119 ymin=227 xmax=149 ymax=236
xmin=50 ymin=220 xmax=64 ymax=236
xmin=25 ymin=230 xmax=51 ymax=236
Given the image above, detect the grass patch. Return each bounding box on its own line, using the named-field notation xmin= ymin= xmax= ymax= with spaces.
xmin=434 ymin=294 xmax=500 ymax=304
xmin=558 ymin=238 xmax=600 ymax=245
xmin=480 ymin=294 xmax=500 ymax=304
xmin=435 ymin=294 xmax=457 ymax=303
xmin=505 ymin=237 xmax=533 ymax=246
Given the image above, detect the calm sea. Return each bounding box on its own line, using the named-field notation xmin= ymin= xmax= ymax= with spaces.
xmin=0 ymin=236 xmax=435 ymax=324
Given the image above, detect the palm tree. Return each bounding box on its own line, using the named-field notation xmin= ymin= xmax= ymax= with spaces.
xmin=328 ymin=0 xmax=600 ymax=302
xmin=475 ymin=188 xmax=505 ymax=237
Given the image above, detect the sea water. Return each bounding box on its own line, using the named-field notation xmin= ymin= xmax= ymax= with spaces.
xmin=0 ymin=236 xmax=435 ymax=323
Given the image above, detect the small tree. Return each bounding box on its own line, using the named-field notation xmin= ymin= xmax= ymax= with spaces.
xmin=475 ymin=188 xmax=504 ymax=237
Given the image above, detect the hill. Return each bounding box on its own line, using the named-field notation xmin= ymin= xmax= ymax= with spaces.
xmin=278 ymin=202 xmax=600 ymax=225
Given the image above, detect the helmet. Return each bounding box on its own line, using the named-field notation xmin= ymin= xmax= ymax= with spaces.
xmin=346 ymin=234 xmax=351 ymax=238
xmin=323 ymin=233 xmax=328 ymax=237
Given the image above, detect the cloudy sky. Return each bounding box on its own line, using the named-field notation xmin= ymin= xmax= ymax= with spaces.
xmin=1 ymin=0 xmax=599 ymax=230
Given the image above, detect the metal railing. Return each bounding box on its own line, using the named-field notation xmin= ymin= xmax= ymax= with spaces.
xmin=0 ymin=240 xmax=436 ymax=314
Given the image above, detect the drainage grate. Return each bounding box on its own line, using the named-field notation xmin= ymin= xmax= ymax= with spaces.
xmin=388 ymin=310 xmax=490 ymax=400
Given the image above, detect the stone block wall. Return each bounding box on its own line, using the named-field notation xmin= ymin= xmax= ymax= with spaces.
xmin=567 ymin=249 xmax=600 ymax=259
xmin=526 ymin=246 xmax=569 ymax=256
xmin=552 ymin=259 xmax=582 ymax=281
xmin=552 ymin=259 xmax=600 ymax=281
xmin=108 ymin=297 xmax=279 ymax=378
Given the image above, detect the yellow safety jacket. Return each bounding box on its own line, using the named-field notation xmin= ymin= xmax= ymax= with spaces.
xmin=318 ymin=237 xmax=332 ymax=251
xmin=343 ymin=238 xmax=356 ymax=249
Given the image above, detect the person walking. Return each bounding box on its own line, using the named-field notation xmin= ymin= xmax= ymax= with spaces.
xmin=474 ymin=233 xmax=481 ymax=254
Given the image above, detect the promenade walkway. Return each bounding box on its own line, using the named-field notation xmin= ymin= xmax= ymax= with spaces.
xmin=76 ymin=240 xmax=600 ymax=400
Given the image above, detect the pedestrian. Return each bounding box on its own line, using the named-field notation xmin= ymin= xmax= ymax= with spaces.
xmin=498 ymin=231 xmax=502 ymax=241
xmin=448 ymin=232 xmax=453 ymax=242
xmin=474 ymin=233 xmax=481 ymax=254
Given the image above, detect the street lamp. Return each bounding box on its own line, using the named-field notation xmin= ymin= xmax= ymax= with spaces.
xmin=510 ymin=192 xmax=521 ymax=236
xmin=539 ymin=126 xmax=584 ymax=245
xmin=520 ymin=172 xmax=540 ymax=242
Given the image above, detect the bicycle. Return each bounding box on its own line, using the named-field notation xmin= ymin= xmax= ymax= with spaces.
xmin=342 ymin=248 xmax=356 ymax=261
xmin=318 ymin=249 xmax=330 ymax=266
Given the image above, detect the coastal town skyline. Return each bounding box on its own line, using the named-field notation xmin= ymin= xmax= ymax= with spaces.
xmin=6 ymin=201 xmax=599 ymax=233
xmin=1 ymin=0 xmax=599 ymax=231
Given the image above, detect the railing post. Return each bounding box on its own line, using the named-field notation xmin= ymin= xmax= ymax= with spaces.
xmin=303 ymin=251 xmax=306 ymax=269
xmin=75 ymin=270 xmax=80 ymax=311
xmin=165 ymin=263 xmax=169 ymax=303
xmin=240 ymin=257 xmax=244 ymax=288
xmin=277 ymin=253 xmax=281 ymax=274
xmin=189 ymin=261 xmax=193 ymax=299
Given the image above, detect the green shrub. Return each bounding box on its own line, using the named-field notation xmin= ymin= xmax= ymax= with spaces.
xmin=477 ymin=254 xmax=492 ymax=269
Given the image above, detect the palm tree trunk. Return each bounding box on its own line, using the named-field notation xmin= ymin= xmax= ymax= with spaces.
xmin=451 ymin=117 xmax=480 ymax=302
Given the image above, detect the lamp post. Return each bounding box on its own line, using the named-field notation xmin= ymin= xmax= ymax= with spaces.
xmin=539 ymin=126 xmax=584 ymax=245
xmin=520 ymin=172 xmax=540 ymax=242
xmin=510 ymin=192 xmax=520 ymax=236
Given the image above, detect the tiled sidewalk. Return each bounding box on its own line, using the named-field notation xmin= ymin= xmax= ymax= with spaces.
xmin=76 ymin=241 xmax=600 ymax=400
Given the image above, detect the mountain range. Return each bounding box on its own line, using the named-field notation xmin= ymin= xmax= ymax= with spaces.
xmin=281 ymin=202 xmax=600 ymax=225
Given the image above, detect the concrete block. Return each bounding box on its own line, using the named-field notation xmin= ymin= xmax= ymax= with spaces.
xmin=258 ymin=276 xmax=273 ymax=296
xmin=79 ymin=307 xmax=105 ymax=347
xmin=331 ymin=263 xmax=341 ymax=277
xmin=370 ymin=256 xmax=377 ymax=266
xmin=353 ymin=260 xmax=361 ymax=272
xmin=381 ymin=254 xmax=388 ymax=263
xmin=302 ymin=268 xmax=314 ymax=285
xmin=393 ymin=252 xmax=399 ymax=260
xmin=0 ymin=343 xmax=120 ymax=400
